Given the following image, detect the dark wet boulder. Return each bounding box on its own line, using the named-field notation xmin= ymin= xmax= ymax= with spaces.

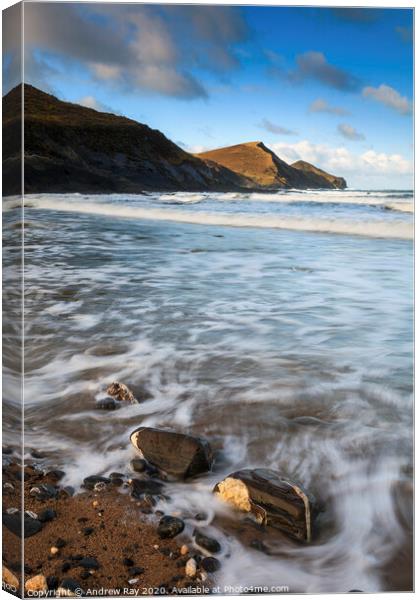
xmin=3 ymin=512 xmax=43 ymax=538
xmin=29 ymin=483 xmax=58 ymax=501
xmin=96 ymin=398 xmax=120 ymax=410
xmin=130 ymin=478 xmax=164 ymax=498
xmin=193 ymin=529 xmax=221 ymax=554
xmin=157 ymin=516 xmax=185 ymax=539
xmin=213 ymin=468 xmax=317 ymax=543
xmin=82 ymin=475 xmax=111 ymax=490
xmin=201 ymin=557 xmax=221 ymax=573
xmin=130 ymin=427 xmax=213 ymax=479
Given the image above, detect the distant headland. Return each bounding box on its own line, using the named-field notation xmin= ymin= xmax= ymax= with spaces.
xmin=3 ymin=84 xmax=347 ymax=195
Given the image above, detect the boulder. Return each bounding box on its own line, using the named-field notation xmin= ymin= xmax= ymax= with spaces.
xmin=130 ymin=427 xmax=213 ymax=479
xmin=157 ymin=516 xmax=185 ymax=539
xmin=25 ymin=575 xmax=48 ymax=593
xmin=213 ymin=468 xmax=317 ymax=543
xmin=107 ymin=382 xmax=137 ymax=404
xmin=3 ymin=565 xmax=19 ymax=589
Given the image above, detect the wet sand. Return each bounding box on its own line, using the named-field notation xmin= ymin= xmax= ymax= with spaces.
xmin=2 ymin=462 xmax=211 ymax=597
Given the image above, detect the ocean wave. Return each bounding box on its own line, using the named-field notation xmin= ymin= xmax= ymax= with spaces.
xmin=26 ymin=198 xmax=413 ymax=240
xmin=384 ymin=202 xmax=414 ymax=214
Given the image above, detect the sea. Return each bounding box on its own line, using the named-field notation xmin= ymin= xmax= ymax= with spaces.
xmin=2 ymin=188 xmax=413 ymax=592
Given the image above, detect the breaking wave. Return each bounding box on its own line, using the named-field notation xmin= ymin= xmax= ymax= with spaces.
xmin=23 ymin=198 xmax=413 ymax=240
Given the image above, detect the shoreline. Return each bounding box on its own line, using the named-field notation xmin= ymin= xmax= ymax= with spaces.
xmin=2 ymin=460 xmax=217 ymax=597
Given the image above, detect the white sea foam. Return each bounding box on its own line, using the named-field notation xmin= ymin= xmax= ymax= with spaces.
xmin=25 ymin=197 xmax=413 ymax=239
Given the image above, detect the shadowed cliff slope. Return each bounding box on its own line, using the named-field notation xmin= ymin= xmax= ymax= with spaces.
xmin=3 ymin=85 xmax=346 ymax=195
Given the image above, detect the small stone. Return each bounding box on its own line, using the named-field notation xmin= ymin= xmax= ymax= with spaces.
xmin=30 ymin=483 xmax=58 ymax=501
xmin=47 ymin=576 xmax=58 ymax=590
xmin=185 ymin=558 xmax=197 ymax=578
xmin=107 ymin=381 xmax=137 ymax=403
xmin=82 ymin=475 xmax=111 ymax=490
xmin=3 ymin=565 xmax=19 ymax=589
xmin=57 ymin=578 xmax=83 ymax=596
xmin=96 ymin=398 xmax=119 ymax=410
xmin=194 ymin=512 xmax=207 ymax=521
xmin=109 ymin=472 xmax=125 ymax=479
xmin=61 ymin=562 xmax=71 ymax=573
xmin=78 ymin=557 xmax=99 ymax=570
xmin=92 ymin=501 xmax=99 ymax=509
xmin=25 ymin=575 xmax=48 ymax=593
xmin=31 ymin=449 xmax=46 ymax=459
xmin=201 ymin=557 xmax=221 ymax=573
xmin=193 ymin=530 xmax=221 ymax=554
xmin=123 ymin=558 xmax=134 ymax=567
xmin=50 ymin=547 xmax=59 ymax=556
xmin=3 ymin=482 xmax=14 ymax=492
xmin=38 ymin=508 xmax=57 ymax=523
xmin=157 ymin=516 xmax=185 ymax=539
xmin=128 ymin=567 xmax=144 ymax=576
xmin=180 ymin=545 xmax=189 ymax=556
xmin=55 ymin=538 xmax=67 ymax=548
xmin=61 ymin=486 xmax=75 ymax=498
xmin=46 ymin=470 xmax=65 ymax=481
xmin=131 ymin=458 xmax=147 ymax=473
xmin=6 ymin=507 xmax=19 ymax=515
xmin=83 ymin=527 xmax=94 ymax=536
xmin=128 ymin=578 xmax=139 ymax=585
xmin=130 ymin=478 xmax=164 ymax=498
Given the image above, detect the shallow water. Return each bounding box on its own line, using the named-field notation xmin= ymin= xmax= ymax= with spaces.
xmin=3 ymin=189 xmax=413 ymax=592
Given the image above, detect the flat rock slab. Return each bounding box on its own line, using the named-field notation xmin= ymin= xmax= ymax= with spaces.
xmin=214 ymin=468 xmax=317 ymax=543
xmin=130 ymin=427 xmax=213 ymax=479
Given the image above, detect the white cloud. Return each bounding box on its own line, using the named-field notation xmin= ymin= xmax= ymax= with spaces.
xmin=269 ymin=139 xmax=412 ymax=185
xmin=337 ymin=123 xmax=365 ymax=141
xmin=362 ymin=84 xmax=412 ymax=115
xmin=308 ymin=98 xmax=350 ymax=116
xmin=78 ymin=95 xmax=115 ymax=113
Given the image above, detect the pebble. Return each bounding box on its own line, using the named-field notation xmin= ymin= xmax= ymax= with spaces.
xmin=46 ymin=470 xmax=65 ymax=481
xmin=157 ymin=516 xmax=185 ymax=539
xmin=78 ymin=557 xmax=99 ymax=570
xmin=56 ymin=538 xmax=67 ymax=548
xmin=83 ymin=527 xmax=94 ymax=536
xmin=123 ymin=558 xmax=134 ymax=567
xmin=57 ymin=578 xmax=83 ymax=596
xmin=128 ymin=578 xmax=139 ymax=585
xmin=201 ymin=557 xmax=221 ymax=573
xmin=83 ymin=475 xmax=111 ymax=490
xmin=25 ymin=575 xmax=48 ymax=593
xmin=193 ymin=530 xmax=221 ymax=554
xmin=131 ymin=458 xmax=147 ymax=473
xmin=96 ymin=398 xmax=119 ymax=410
xmin=128 ymin=567 xmax=144 ymax=576
xmin=3 ymin=482 xmax=14 ymax=492
xmin=46 ymin=575 xmax=58 ymax=590
xmin=92 ymin=501 xmax=99 ymax=509
xmin=185 ymin=558 xmax=197 ymax=578
xmin=3 ymin=565 xmax=19 ymax=589
xmin=30 ymin=483 xmax=58 ymax=501
xmin=38 ymin=508 xmax=57 ymax=523
xmin=50 ymin=546 xmax=60 ymax=556
xmin=180 ymin=545 xmax=189 ymax=556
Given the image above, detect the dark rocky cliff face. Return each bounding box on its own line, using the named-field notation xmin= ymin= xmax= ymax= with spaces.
xmin=3 ymin=84 xmax=346 ymax=195
xmin=3 ymin=85 xmax=252 ymax=195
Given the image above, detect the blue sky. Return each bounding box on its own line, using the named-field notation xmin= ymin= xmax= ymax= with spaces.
xmin=4 ymin=3 xmax=414 ymax=188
